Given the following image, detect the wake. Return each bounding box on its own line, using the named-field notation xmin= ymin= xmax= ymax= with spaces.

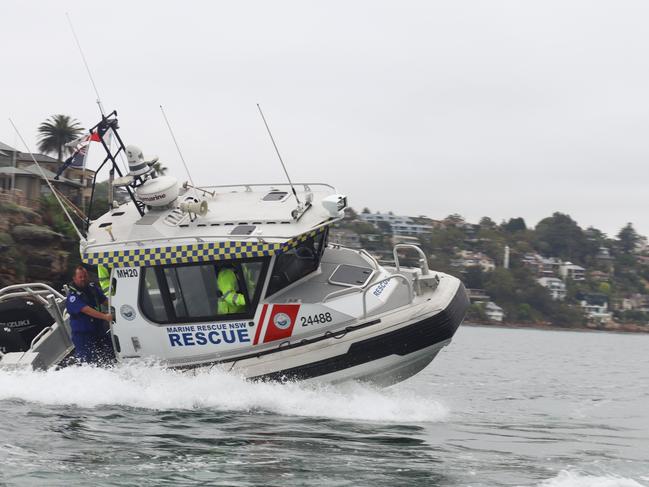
xmin=0 ymin=362 xmax=447 ymax=423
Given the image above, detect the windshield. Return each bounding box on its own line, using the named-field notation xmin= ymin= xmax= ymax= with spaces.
xmin=139 ymin=258 xmax=268 ymax=324
xmin=266 ymin=231 xmax=327 ymax=297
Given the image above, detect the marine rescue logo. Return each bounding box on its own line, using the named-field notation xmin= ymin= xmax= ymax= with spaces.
xmin=258 ymin=304 xmax=301 ymax=344
xmin=273 ymin=312 xmax=291 ymax=330
xmin=120 ymin=304 xmax=136 ymax=321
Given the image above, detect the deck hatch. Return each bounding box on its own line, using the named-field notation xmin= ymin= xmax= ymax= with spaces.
xmin=230 ymin=225 xmax=256 ymax=235
xmin=262 ymin=191 xmax=288 ymax=201
xmin=329 ymin=264 xmax=374 ymax=287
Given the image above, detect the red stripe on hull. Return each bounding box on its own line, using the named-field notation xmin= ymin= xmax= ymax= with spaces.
xmin=253 ymin=304 xmax=268 ymax=345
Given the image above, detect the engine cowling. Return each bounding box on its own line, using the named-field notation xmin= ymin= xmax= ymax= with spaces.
xmin=0 ymin=298 xmax=53 ymax=354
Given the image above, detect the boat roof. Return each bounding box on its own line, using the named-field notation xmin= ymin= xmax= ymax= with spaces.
xmin=82 ymin=182 xmax=342 ymax=268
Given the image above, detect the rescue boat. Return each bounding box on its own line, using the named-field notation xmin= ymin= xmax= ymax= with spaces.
xmin=0 ymin=112 xmax=468 ymax=386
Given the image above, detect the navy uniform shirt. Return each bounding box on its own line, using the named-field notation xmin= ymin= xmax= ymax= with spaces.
xmin=66 ymin=282 xmax=107 ymax=334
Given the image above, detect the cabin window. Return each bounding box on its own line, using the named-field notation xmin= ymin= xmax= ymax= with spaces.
xmin=140 ymin=267 xmax=168 ymax=322
xmin=266 ymin=230 xmax=327 ymax=297
xmin=138 ymin=259 xmax=269 ymax=324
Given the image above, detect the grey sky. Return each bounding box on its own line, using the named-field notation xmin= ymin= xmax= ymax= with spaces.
xmin=2 ymin=0 xmax=648 ymax=238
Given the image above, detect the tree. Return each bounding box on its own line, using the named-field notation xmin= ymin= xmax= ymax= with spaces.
xmin=37 ymin=115 xmax=85 ymax=162
xmin=444 ymin=213 xmax=465 ymax=227
xmin=479 ymin=216 xmax=497 ymax=229
xmin=344 ymin=207 xmax=358 ymax=220
xmin=617 ymin=223 xmax=639 ymax=254
xmin=152 ymin=162 xmax=168 ymax=176
xmin=502 ymin=217 xmax=527 ymax=233
xmin=464 ymin=266 xmax=485 ymax=289
xmin=362 ymin=207 xmax=371 ymax=214
xmin=376 ymin=221 xmax=392 ymax=234
xmin=534 ymin=212 xmax=588 ymax=262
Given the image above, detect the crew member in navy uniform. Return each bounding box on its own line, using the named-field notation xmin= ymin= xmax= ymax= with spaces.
xmin=66 ymin=265 xmax=115 ymax=364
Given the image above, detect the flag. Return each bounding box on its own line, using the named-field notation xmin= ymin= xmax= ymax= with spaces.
xmin=55 ymin=131 xmax=102 ymax=179
xmin=64 ymin=131 xmax=100 ymax=148
xmin=54 ymin=145 xmax=88 ymax=180
xmin=67 ymin=144 xmax=89 ymax=168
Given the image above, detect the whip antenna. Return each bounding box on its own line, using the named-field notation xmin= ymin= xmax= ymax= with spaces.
xmin=160 ymin=105 xmax=195 ymax=187
xmin=66 ymin=12 xmax=105 ymax=116
xmin=256 ymin=104 xmax=301 ymax=206
xmin=8 ymin=118 xmax=84 ymax=241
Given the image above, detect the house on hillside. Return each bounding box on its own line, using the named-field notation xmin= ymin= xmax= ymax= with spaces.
xmin=521 ymin=253 xmax=562 ymax=277
xmin=453 ymin=250 xmax=495 ymax=272
xmin=589 ymin=270 xmax=610 ymax=282
xmin=537 ymin=277 xmax=567 ymax=300
xmin=466 ymin=288 xmax=491 ymax=303
xmin=484 ymin=301 xmax=504 ymax=322
xmin=359 ymin=212 xmax=432 ymax=236
xmin=559 ymin=262 xmax=586 ymax=281
xmin=329 ymin=229 xmax=361 ymax=249
xmin=576 ymin=293 xmax=612 ymax=323
xmin=621 ymin=294 xmax=649 ymax=312
xmin=0 ymin=141 xmax=95 ymax=210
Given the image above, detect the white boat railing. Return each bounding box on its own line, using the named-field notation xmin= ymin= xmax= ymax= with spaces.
xmin=0 ymin=283 xmax=65 ymax=306
xmin=198 ymin=182 xmax=337 ymax=193
xmin=393 ymin=244 xmax=430 ymax=275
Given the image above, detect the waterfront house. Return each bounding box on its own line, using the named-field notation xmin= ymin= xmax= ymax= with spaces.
xmin=484 ymin=301 xmax=504 ymax=322
xmin=576 ymin=293 xmax=612 ymax=323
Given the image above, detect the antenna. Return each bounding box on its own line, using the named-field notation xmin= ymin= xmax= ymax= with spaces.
xmin=8 ymin=118 xmax=84 ymax=241
xmin=66 ymin=12 xmax=105 ymax=116
xmin=160 ymin=105 xmax=195 ymax=187
xmin=256 ymin=103 xmax=301 ymax=206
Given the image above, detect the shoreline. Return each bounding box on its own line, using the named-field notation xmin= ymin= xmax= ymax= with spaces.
xmin=463 ymin=321 xmax=649 ymax=334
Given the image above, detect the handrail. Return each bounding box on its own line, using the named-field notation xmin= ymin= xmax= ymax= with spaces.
xmin=362 ymin=274 xmax=413 ymax=319
xmin=198 ymin=182 xmax=337 ymax=192
xmin=0 ymin=283 xmax=65 ymax=304
xmin=358 ymin=249 xmax=379 ymax=270
xmin=393 ymin=244 xmax=430 ymax=275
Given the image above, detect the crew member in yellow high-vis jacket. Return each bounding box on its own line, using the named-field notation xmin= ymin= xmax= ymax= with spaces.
xmin=217 ymin=267 xmax=246 ymax=314
xmin=97 ymin=265 xmax=111 ymax=295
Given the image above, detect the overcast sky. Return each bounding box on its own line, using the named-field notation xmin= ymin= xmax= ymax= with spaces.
xmin=2 ymin=0 xmax=648 ymax=237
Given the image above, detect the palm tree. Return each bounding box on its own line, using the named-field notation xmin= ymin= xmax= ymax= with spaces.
xmin=37 ymin=115 xmax=85 ymax=162
xmin=152 ymin=161 xmax=168 ymax=175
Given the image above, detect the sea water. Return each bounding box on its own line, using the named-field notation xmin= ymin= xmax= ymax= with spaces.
xmin=0 ymin=326 xmax=647 ymax=486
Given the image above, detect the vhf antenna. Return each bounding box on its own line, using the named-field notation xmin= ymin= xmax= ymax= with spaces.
xmin=66 ymin=12 xmax=105 ymax=117
xmin=256 ymin=104 xmax=301 ymax=206
xmin=160 ymin=105 xmax=196 ymax=187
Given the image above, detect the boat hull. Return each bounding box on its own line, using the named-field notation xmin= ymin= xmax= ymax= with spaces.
xmin=229 ymin=282 xmax=469 ymax=386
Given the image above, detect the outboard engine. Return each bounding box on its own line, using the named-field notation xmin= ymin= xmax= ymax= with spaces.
xmin=0 ymin=298 xmax=54 ymax=354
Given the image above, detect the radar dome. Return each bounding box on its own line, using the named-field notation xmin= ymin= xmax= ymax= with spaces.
xmin=136 ymin=176 xmax=179 ymax=207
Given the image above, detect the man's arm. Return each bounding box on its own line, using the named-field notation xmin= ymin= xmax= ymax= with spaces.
xmin=81 ymin=306 xmax=112 ymax=322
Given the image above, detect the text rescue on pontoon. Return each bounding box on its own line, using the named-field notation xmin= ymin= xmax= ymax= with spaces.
xmin=166 ymin=323 xmax=250 ymax=347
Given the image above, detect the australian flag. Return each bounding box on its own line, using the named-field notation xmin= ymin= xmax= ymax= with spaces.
xmin=54 ymin=132 xmax=100 ymax=180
